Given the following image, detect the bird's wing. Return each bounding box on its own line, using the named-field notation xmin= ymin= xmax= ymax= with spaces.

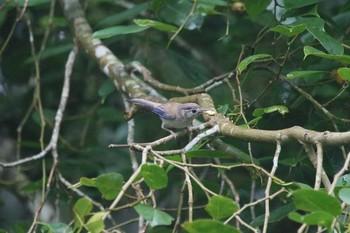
xmin=151 ymin=105 xmax=176 ymax=119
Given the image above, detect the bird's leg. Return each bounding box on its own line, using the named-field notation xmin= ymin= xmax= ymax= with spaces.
xmin=161 ymin=124 xmax=178 ymax=139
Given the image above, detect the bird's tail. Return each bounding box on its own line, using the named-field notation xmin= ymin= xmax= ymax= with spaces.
xmin=129 ymin=98 xmax=160 ymax=110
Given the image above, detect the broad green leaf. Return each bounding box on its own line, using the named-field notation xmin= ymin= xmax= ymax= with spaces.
xmin=306 ymin=26 xmax=344 ymax=55
xmin=182 ymin=219 xmax=239 ymax=233
xmin=245 ymin=0 xmax=271 ymax=18
xmin=134 ymin=19 xmax=177 ymax=32
xmin=293 ymin=189 xmax=341 ymax=217
xmin=80 ymin=177 xmax=96 ymax=187
xmin=96 ymin=3 xmax=149 ymax=28
xmin=86 ymin=212 xmax=105 ymax=233
xmin=186 ymin=149 xmax=233 ymax=159
xmin=134 ymin=204 xmax=174 ymax=227
xmin=39 ymin=223 xmax=72 ymax=233
xmin=288 ymin=211 xmax=334 ymax=227
xmin=73 ymin=198 xmax=93 ymax=230
xmin=205 ymin=196 xmax=238 ymax=220
xmin=337 ymin=67 xmax=350 ymax=81
xmin=270 ymin=24 xmax=307 ymax=37
xmin=93 ymin=25 xmax=148 ymax=39
xmin=284 ymin=0 xmax=320 ymax=9
xmin=95 ymin=173 xmax=124 ymax=200
xmin=295 ymin=17 xmax=343 ymax=55
xmin=252 ymin=105 xmax=289 ymax=117
xmin=238 ymin=54 xmax=272 ymax=74
xmin=141 ymin=164 xmax=168 ymax=189
xmin=304 ymin=46 xmax=350 ymax=64
xmin=338 ymin=188 xmax=350 ymax=205
xmin=74 ymin=198 xmax=93 ymax=219
xmin=286 ymin=70 xmax=327 ymax=79
xmin=80 ymin=173 xmax=124 ymax=200
xmin=251 ymin=203 xmax=296 ymax=226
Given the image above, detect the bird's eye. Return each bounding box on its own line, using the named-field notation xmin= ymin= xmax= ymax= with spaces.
xmin=192 ymin=109 xmax=197 ymax=113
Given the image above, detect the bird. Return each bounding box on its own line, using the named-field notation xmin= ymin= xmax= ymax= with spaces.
xmin=129 ymin=98 xmax=207 ymax=135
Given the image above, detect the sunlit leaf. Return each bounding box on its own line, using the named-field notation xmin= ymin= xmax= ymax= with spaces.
xmin=337 ymin=67 xmax=350 ymax=81
xmin=252 ymin=105 xmax=289 ymax=117
xmin=86 ymin=212 xmax=105 ymax=233
xmin=95 ymin=173 xmax=124 ymax=200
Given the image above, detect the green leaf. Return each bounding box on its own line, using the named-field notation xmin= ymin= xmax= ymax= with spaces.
xmin=73 ymin=198 xmax=93 ymax=230
xmin=39 ymin=223 xmax=72 ymax=233
xmin=74 ymin=197 xmax=93 ymax=219
xmin=95 ymin=173 xmax=124 ymax=200
xmin=337 ymin=67 xmax=350 ymax=81
xmin=80 ymin=177 xmax=96 ymax=187
xmin=288 ymin=211 xmax=334 ymax=227
xmin=80 ymin=173 xmax=124 ymax=200
xmin=285 ymin=70 xmax=327 ymax=79
xmin=293 ymin=189 xmax=342 ymax=217
xmin=238 ymin=54 xmax=272 ymax=74
xmin=284 ymin=0 xmax=320 ymax=9
xmin=304 ymin=46 xmax=350 ymax=64
xmin=338 ymin=188 xmax=350 ymax=205
xmin=134 ymin=204 xmax=174 ymax=227
xmin=306 ymin=26 xmax=344 ymax=55
xmin=270 ymin=24 xmax=307 ymax=37
xmin=252 ymin=105 xmax=289 ymax=117
xmin=182 ymin=219 xmax=239 ymax=233
xmin=205 ymin=196 xmax=238 ymax=220
xmin=86 ymin=212 xmax=105 ymax=233
xmin=93 ymin=25 xmax=148 ymax=39
xmin=251 ymin=203 xmax=296 ymax=226
xmin=134 ymin=19 xmax=177 ymax=32
xmin=186 ymin=149 xmax=233 ymax=159
xmin=141 ymin=164 xmax=168 ymax=189
xmin=245 ymin=0 xmax=271 ymax=18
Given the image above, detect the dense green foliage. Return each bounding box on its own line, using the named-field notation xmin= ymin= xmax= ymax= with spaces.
xmin=0 ymin=0 xmax=350 ymax=232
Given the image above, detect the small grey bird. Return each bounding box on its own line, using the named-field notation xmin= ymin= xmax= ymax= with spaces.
xmin=129 ymin=98 xmax=207 ymax=134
